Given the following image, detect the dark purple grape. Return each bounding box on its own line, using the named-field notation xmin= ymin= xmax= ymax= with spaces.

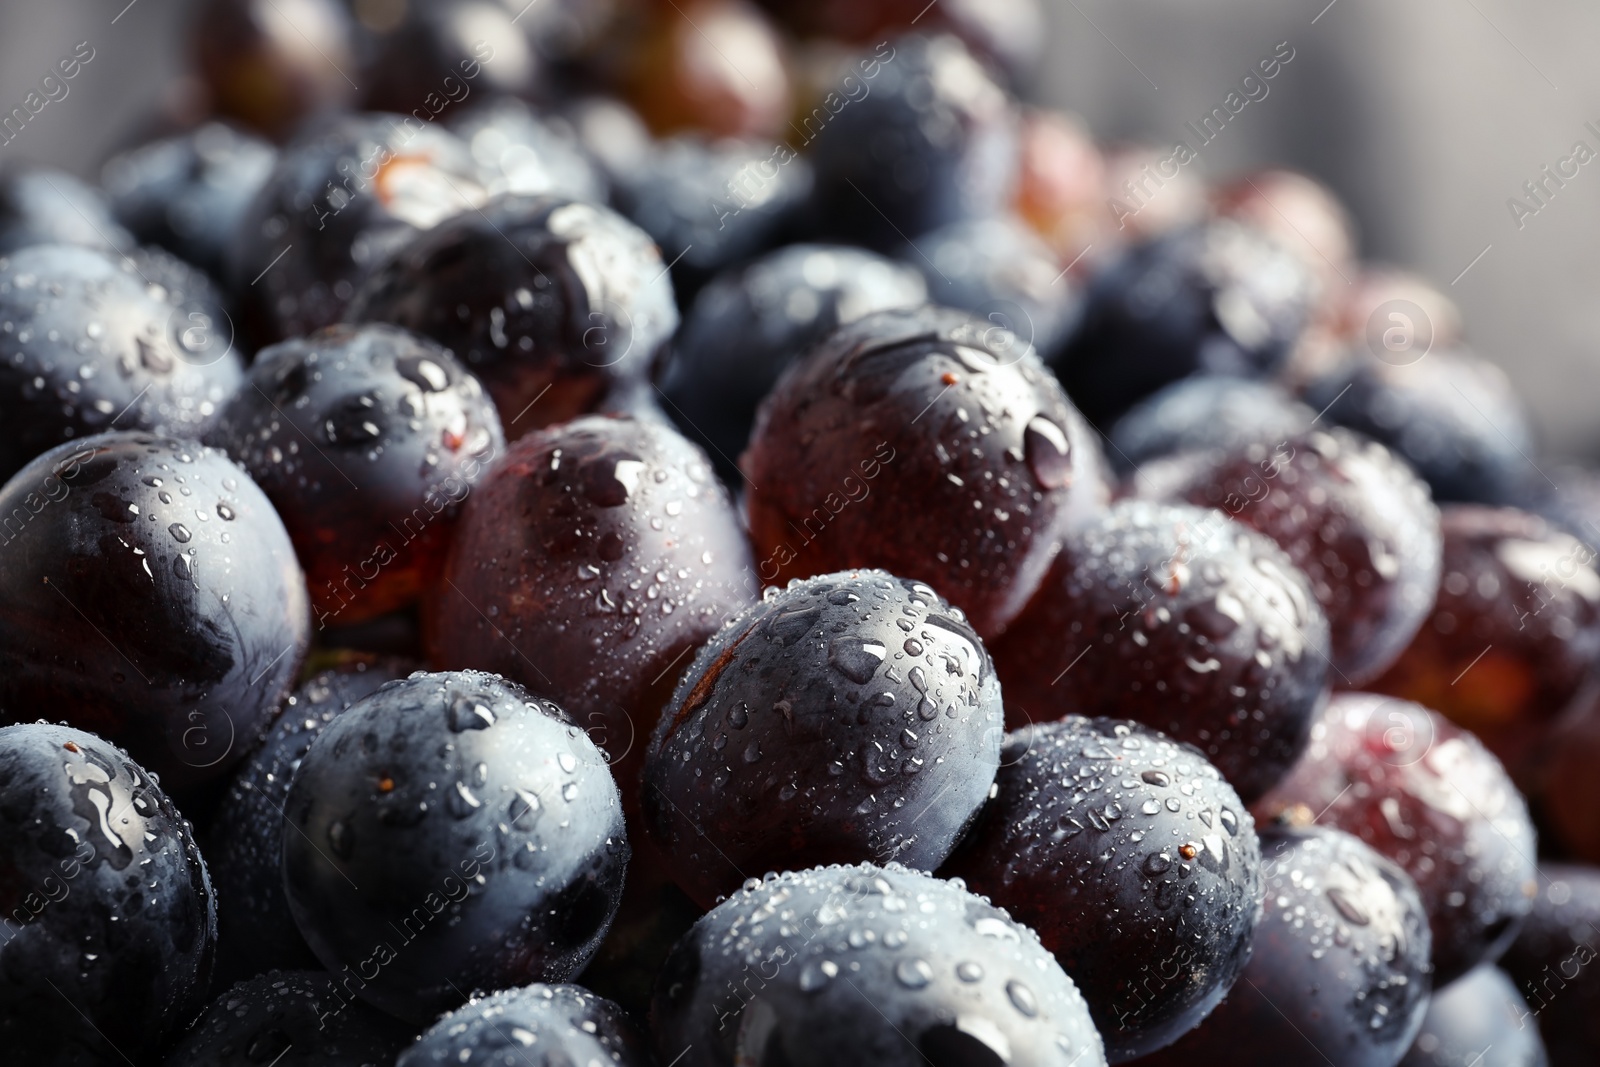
xmin=0 ymin=723 xmax=215 ymax=1066
xmin=162 ymin=969 xmax=414 ymax=1066
xmin=282 ymin=670 xmax=627 ymax=1023
xmin=610 ymin=134 xmax=814 ymax=303
xmin=743 ymin=304 xmax=1110 ymax=639
xmin=425 ymin=415 xmax=755 ymax=811
xmin=0 ymin=243 xmax=243 ymax=483
xmin=944 ymin=717 xmax=1263 ymax=1061
xmin=347 ymin=194 xmax=677 ymax=437
xmin=0 ymin=432 xmax=310 ymax=787
xmin=1304 ymin=348 xmax=1537 ymax=506
xmin=1499 ymin=864 xmax=1600 ymax=1066
xmin=1254 ymin=692 xmax=1537 ymax=985
xmin=207 ymin=658 xmax=413 ymax=987
xmin=1107 ymin=376 xmax=1314 ymax=474
xmin=206 ymin=323 xmax=504 ymax=626
xmin=102 ymin=122 xmax=278 ymax=281
xmin=807 ymin=34 xmax=1018 ymax=252
xmin=661 ymin=243 xmax=927 ymax=480
xmin=990 ymin=500 xmax=1330 ymax=801
xmin=1053 ymin=219 xmax=1320 ymax=426
xmin=651 ymin=862 xmax=1107 ymax=1067
xmin=231 ymin=114 xmax=487 ymax=344
xmin=906 ymin=215 xmax=1081 ymax=360
xmin=1139 ymin=429 xmax=1442 ymax=686
xmin=1139 ymin=825 xmax=1433 ymax=1067
xmin=397 ymin=983 xmax=650 ymax=1067
xmin=1399 ymin=965 xmax=1548 ymax=1067
xmin=641 ymin=570 xmax=1002 ymax=909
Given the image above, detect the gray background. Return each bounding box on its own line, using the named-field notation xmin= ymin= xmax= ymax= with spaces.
xmin=3 ymin=0 xmax=1597 ymax=457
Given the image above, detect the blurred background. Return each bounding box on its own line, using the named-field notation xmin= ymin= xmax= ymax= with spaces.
xmin=1 ymin=0 xmax=1596 ymax=455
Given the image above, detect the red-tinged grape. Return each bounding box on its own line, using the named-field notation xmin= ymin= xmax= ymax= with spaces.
xmin=347 ymin=194 xmax=677 ymax=437
xmin=742 ymin=305 xmax=1109 ymax=640
xmin=426 ymin=415 xmax=755 ymax=809
xmin=1254 ymin=692 xmax=1538 ymax=984
xmin=1139 ymin=429 xmax=1442 ymax=686
xmin=191 ymin=0 xmax=357 ymax=140
xmin=990 ymin=500 xmax=1330 ymax=801
xmin=1370 ymin=505 xmax=1600 ymax=776
xmin=1211 ymin=168 xmax=1357 ymax=307
xmin=207 ymin=324 xmax=504 ymax=626
xmin=623 ymin=0 xmax=793 ymax=140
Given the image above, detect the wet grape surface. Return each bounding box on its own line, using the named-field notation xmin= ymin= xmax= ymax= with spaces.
xmin=743 ymin=304 xmax=1109 ymax=639
xmin=206 ymin=657 xmax=412 ymax=987
xmin=0 ymin=722 xmax=215 ymax=1066
xmin=1142 ymin=428 xmax=1442 ymax=686
xmin=427 ymin=414 xmax=755 ymax=811
xmin=208 ymin=322 xmax=504 ymax=625
xmin=651 ymin=862 xmax=1107 ymax=1067
xmin=643 ymin=571 xmax=1003 ymax=909
xmin=162 ymin=968 xmax=413 ymax=1066
xmin=0 ymin=243 xmax=243 ymax=483
xmin=0 ymin=431 xmax=310 ymax=787
xmin=991 ymin=500 xmax=1330 ymax=801
xmin=1138 ymin=825 xmax=1433 ymax=1067
xmin=348 ymin=193 xmax=676 ymax=436
xmin=397 ymin=982 xmax=651 ymax=1067
xmin=1255 ymin=692 xmax=1538 ymax=985
xmin=282 ymin=670 xmax=628 ymax=1023
xmin=945 ymin=717 xmax=1263 ymax=1061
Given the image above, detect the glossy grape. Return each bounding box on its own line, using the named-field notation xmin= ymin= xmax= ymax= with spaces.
xmin=651 ymin=862 xmax=1107 ymax=1067
xmin=642 ymin=571 xmax=1002 ymax=909
xmin=944 ymin=718 xmax=1263 ymax=1061
xmin=282 ymin=670 xmax=627 ymax=1023
xmin=207 ymin=658 xmax=412 ymax=987
xmin=1370 ymin=506 xmax=1600 ymax=776
xmin=0 ymin=243 xmax=243 ymax=483
xmin=207 ymin=323 xmax=504 ymax=625
xmin=743 ymin=304 xmax=1109 ymax=639
xmin=1138 ymin=825 xmax=1432 ymax=1067
xmin=0 ymin=723 xmax=215 ymax=1066
xmin=425 ymin=415 xmax=755 ymax=810
xmin=1255 ymin=692 xmax=1537 ymax=984
xmin=990 ymin=500 xmax=1330 ymax=801
xmin=1141 ymin=428 xmax=1442 ymax=686
xmin=347 ymin=194 xmax=676 ymax=437
xmin=0 ymin=432 xmax=310 ymax=786
xmin=231 ymin=114 xmax=487 ymax=344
